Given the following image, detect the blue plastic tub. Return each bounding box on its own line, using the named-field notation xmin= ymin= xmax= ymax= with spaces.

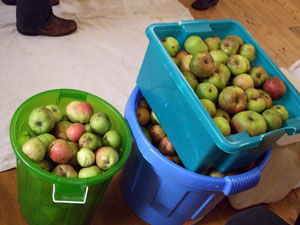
xmin=136 ymin=19 xmax=300 ymax=173
xmin=120 ymin=86 xmax=272 ymax=225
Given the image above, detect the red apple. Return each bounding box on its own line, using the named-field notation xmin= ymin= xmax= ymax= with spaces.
xmin=48 ymin=139 xmax=73 ymax=164
xmin=158 ymin=136 xmax=175 ymax=156
xmin=263 ymin=77 xmax=286 ymax=100
xmin=66 ymin=101 xmax=94 ymax=123
xmin=66 ymin=123 xmax=86 ymax=142
xmin=218 ymin=86 xmax=247 ymax=114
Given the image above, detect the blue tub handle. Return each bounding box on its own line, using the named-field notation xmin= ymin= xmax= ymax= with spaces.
xmin=223 ymin=149 xmax=272 ymax=195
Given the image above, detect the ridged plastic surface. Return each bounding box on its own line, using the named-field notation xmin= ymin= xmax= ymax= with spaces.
xmin=120 ymin=86 xmax=271 ymax=225
xmin=136 ymin=19 xmax=300 ymax=173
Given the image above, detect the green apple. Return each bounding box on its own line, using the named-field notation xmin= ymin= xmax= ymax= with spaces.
xmin=66 ymin=101 xmax=94 ymax=124
xmin=271 ymin=105 xmax=289 ymax=122
xmin=213 ymin=117 xmax=231 ymax=136
xmin=52 ymin=164 xmax=78 ymax=178
xmin=103 ymin=130 xmax=122 ymax=150
xmin=196 ymin=82 xmax=219 ymax=101
xmin=68 ymin=141 xmax=80 ymax=167
xmin=36 ymin=159 xmax=52 ymax=171
xmin=37 ymin=133 xmax=56 ymax=148
xmin=258 ymin=89 xmax=272 ymax=109
xmin=78 ymin=166 xmax=102 ymax=178
xmin=249 ymin=66 xmax=269 ymax=87
xmin=200 ymin=99 xmax=216 ymax=117
xmin=184 ymin=35 xmax=208 ymax=55
xmin=215 ymin=109 xmax=231 ymax=122
xmin=231 ymin=110 xmax=267 ymax=137
xmin=46 ymin=104 xmax=63 ymax=123
xmin=78 ymin=132 xmax=99 ymax=151
xmin=90 ymin=113 xmax=111 ymax=135
xmin=214 ymin=63 xmax=231 ymax=83
xmin=239 ymin=43 xmax=256 ymax=63
xmin=77 ymin=148 xmax=95 ymax=167
xmin=182 ymin=71 xmax=199 ymax=91
xmin=141 ymin=127 xmax=152 ymax=143
xmin=262 ymin=109 xmax=282 ymax=131
xmin=226 ymin=35 xmax=244 ymax=46
xmin=204 ymin=36 xmax=221 ymax=51
xmin=150 ymin=111 xmax=160 ymax=125
xmin=245 ymin=88 xmax=266 ymax=113
xmin=28 ymin=107 xmax=56 ymax=135
xmin=210 ymin=50 xmax=228 ymax=64
xmin=190 ymin=52 xmax=215 ymax=78
xmin=227 ymin=54 xmax=250 ymax=75
xmin=53 ymin=120 xmax=72 ymax=140
xmin=161 ymin=37 xmax=179 ymax=57
xmin=207 ymin=72 xmax=228 ymax=91
xmin=95 ymin=146 xmax=119 ymax=171
xmin=18 ymin=130 xmax=36 ymax=147
xmin=232 ymin=74 xmax=254 ymax=91
xmin=22 ymin=137 xmax=47 ymax=162
xmin=220 ymin=37 xmax=240 ymax=56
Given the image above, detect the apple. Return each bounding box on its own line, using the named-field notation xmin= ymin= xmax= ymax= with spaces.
xmin=249 ymin=66 xmax=269 ymax=87
xmin=271 ymin=105 xmax=289 ymax=122
xmin=77 ymin=148 xmax=95 ymax=167
xmin=48 ymin=139 xmax=73 ymax=164
xmin=165 ymin=156 xmax=176 ymax=163
xmin=161 ymin=37 xmax=179 ymax=57
xmin=103 ymin=130 xmax=122 ymax=150
xmin=226 ymin=54 xmax=250 ymax=75
xmin=36 ymin=159 xmax=52 ymax=171
xmin=204 ymin=36 xmax=221 ymax=51
xmin=18 ymin=130 xmax=36 ymax=147
xmin=78 ymin=166 xmax=102 ymax=178
xmin=213 ymin=117 xmax=231 ymax=136
xmin=258 ymin=89 xmax=273 ymax=109
xmin=218 ymin=86 xmax=247 ymax=114
xmin=66 ymin=123 xmax=86 ymax=142
xmin=263 ymin=77 xmax=286 ymax=100
xmin=52 ymin=164 xmax=78 ymax=178
xmin=220 ymin=37 xmax=240 ymax=56
xmin=231 ymin=110 xmax=267 ymax=137
xmin=200 ymin=99 xmax=216 ymax=117
xmin=184 ymin=35 xmax=208 ymax=55
xmin=179 ymin=54 xmax=193 ymax=72
xmin=150 ymin=110 xmax=160 ymax=125
xmin=173 ymin=155 xmax=183 ymax=166
xmin=214 ymin=63 xmax=231 ymax=83
xmin=206 ymin=72 xmax=228 ymax=91
xmin=28 ymin=107 xmax=55 ymax=134
xmin=239 ymin=43 xmax=256 ymax=63
xmin=68 ymin=141 xmax=80 ymax=167
xmin=149 ymin=124 xmax=166 ymax=144
xmin=182 ymin=71 xmax=199 ymax=91
xmin=208 ymin=169 xmax=225 ymax=177
xmin=141 ymin=127 xmax=152 ymax=143
xmin=37 ymin=133 xmax=56 ymax=148
xmin=210 ymin=50 xmax=228 ymax=64
xmin=78 ymin=132 xmax=99 ymax=151
xmin=22 ymin=137 xmax=46 ymax=162
xmin=53 ymin=120 xmax=72 ymax=140
xmin=245 ymin=88 xmax=266 ymax=113
xmin=85 ymin=124 xmax=92 ymax=132
xmin=190 ymin=52 xmax=215 ymax=78
xmin=135 ymin=107 xmax=150 ymax=126
xmin=96 ymin=135 xmax=103 ymax=148
xmin=232 ymin=74 xmax=254 ymax=91
xmin=66 ymin=101 xmax=94 ymax=123
xmin=215 ymin=109 xmax=231 ymax=122
xmin=226 ymin=35 xmax=244 ymax=46
xmin=172 ymin=57 xmax=180 ymax=67
xmin=158 ymin=136 xmax=175 ymax=156
xmin=46 ymin=105 xmax=63 ymax=123
xmin=196 ymin=82 xmax=219 ymax=101
xmin=262 ymin=109 xmax=282 ymax=131
xmin=90 ymin=112 xmax=112 ymax=135
xmin=138 ymin=97 xmax=150 ymax=111
xmin=95 ymin=146 xmax=119 ymax=171
xmin=175 ymin=50 xmax=189 ymax=63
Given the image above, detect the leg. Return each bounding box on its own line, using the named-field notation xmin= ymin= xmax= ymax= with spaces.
xmin=16 ymin=0 xmax=77 ymax=36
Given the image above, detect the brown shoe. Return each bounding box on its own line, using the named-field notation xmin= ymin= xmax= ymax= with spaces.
xmin=2 ymin=0 xmax=59 ymax=6
xmin=38 ymin=15 xmax=77 ymax=36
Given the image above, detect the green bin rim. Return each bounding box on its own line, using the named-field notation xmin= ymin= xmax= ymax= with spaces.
xmin=9 ymin=88 xmax=132 ymax=186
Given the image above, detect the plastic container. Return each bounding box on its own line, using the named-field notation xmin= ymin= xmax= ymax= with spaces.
xmin=227 ymin=67 xmax=300 ymax=209
xmin=136 ymin=19 xmax=300 ymax=174
xmin=9 ymin=89 xmax=132 ymax=225
xmin=120 ymin=86 xmax=272 ymax=225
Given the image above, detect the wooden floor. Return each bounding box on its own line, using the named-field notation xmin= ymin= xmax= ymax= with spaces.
xmin=1 ymin=0 xmax=300 ymax=225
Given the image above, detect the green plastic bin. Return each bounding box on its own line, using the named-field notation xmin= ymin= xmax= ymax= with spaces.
xmin=9 ymin=89 xmax=132 ymax=225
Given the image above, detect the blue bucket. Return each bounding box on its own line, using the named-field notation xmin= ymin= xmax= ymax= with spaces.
xmin=120 ymin=86 xmax=272 ymax=225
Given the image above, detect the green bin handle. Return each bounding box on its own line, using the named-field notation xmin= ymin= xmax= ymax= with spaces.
xmin=52 ymin=183 xmax=89 ymax=204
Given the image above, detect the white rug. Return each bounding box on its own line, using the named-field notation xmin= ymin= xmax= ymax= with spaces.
xmin=0 ymin=0 xmax=193 ymax=172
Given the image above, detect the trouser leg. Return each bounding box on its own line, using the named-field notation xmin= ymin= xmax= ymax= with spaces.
xmin=16 ymin=0 xmax=53 ymax=34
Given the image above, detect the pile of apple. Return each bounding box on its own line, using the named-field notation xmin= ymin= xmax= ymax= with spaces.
xmin=161 ymin=35 xmax=289 ymax=137
xmin=19 ymin=101 xmax=122 ymax=178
